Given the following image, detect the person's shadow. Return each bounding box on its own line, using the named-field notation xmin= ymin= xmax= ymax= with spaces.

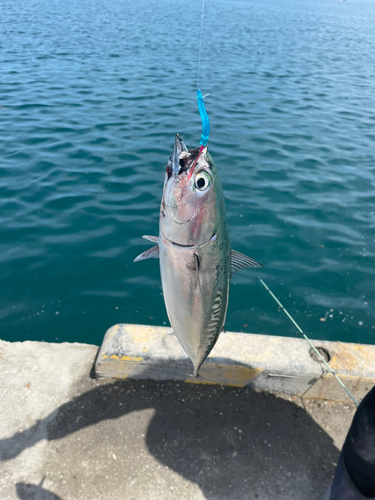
xmin=16 ymin=478 xmax=63 ymax=500
xmin=1 ymin=379 xmax=338 ymax=500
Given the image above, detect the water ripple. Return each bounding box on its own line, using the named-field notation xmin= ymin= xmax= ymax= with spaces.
xmin=0 ymin=0 xmax=375 ymax=344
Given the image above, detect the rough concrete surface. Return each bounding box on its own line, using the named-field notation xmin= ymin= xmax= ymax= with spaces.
xmin=96 ymin=324 xmax=375 ymax=403
xmin=0 ymin=340 xmax=356 ymax=500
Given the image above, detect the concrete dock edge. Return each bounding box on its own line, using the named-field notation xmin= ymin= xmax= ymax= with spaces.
xmin=95 ymin=324 xmax=375 ymax=403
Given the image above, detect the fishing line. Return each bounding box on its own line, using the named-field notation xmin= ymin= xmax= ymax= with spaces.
xmin=194 ymin=0 xmax=210 ymax=151
xmin=197 ymin=0 xmax=206 ymax=90
xmin=194 ymin=373 xmax=224 ymax=389
xmin=259 ymin=278 xmax=359 ymax=407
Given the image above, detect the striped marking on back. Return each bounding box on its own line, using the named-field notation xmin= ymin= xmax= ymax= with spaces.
xmin=200 ymin=290 xmax=223 ymax=362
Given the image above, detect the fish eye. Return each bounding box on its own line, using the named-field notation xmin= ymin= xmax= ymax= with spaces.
xmin=195 ymin=171 xmax=212 ymax=191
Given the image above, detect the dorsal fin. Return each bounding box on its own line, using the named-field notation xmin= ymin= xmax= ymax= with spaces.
xmin=231 ymin=249 xmax=262 ymax=276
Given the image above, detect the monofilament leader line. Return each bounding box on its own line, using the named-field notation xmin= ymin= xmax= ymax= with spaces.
xmin=197 ymin=0 xmax=205 ymax=90
xmin=259 ymin=278 xmax=359 ymax=407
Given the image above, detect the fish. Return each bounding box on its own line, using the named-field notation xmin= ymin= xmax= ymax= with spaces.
xmin=135 ymin=134 xmax=262 ymax=376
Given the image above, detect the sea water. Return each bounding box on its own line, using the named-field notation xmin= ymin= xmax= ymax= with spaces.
xmin=1 ymin=0 xmax=375 ymax=345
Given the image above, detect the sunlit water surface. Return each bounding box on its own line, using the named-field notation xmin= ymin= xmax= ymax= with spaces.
xmin=1 ymin=0 xmax=375 ymax=345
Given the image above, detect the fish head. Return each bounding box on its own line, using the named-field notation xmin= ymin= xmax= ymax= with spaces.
xmin=160 ymin=134 xmax=225 ymax=246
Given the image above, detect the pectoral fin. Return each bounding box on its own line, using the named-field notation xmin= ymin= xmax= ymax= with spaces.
xmin=231 ymin=249 xmax=262 ymax=276
xmin=142 ymin=235 xmax=159 ymax=243
xmin=134 ymin=245 xmax=159 ymax=262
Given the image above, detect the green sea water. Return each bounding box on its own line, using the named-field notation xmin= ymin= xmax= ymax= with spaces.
xmin=1 ymin=0 xmax=375 ymax=346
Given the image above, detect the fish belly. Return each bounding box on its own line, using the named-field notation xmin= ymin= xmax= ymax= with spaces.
xmin=159 ymin=235 xmax=230 ymax=375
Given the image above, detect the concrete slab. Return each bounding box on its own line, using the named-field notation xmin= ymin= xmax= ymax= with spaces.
xmin=96 ymin=324 xmax=375 ymax=404
xmin=0 ymin=339 xmax=357 ymax=500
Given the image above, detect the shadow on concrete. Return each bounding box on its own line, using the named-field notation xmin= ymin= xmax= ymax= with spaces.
xmin=2 ymin=380 xmax=338 ymax=499
xmin=16 ymin=478 xmax=63 ymax=500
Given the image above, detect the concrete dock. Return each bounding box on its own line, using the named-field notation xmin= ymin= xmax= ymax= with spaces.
xmin=0 ymin=336 xmax=359 ymax=500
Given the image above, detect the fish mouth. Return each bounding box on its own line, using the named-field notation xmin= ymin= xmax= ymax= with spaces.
xmin=167 ymin=134 xmax=205 ymax=178
xmin=171 ymin=134 xmax=188 ymax=176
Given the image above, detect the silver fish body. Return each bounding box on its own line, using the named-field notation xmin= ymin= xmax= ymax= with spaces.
xmin=159 ymin=238 xmax=230 ymax=376
xmin=135 ymin=134 xmax=261 ymax=376
xmin=159 ymin=208 xmax=230 ymax=376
